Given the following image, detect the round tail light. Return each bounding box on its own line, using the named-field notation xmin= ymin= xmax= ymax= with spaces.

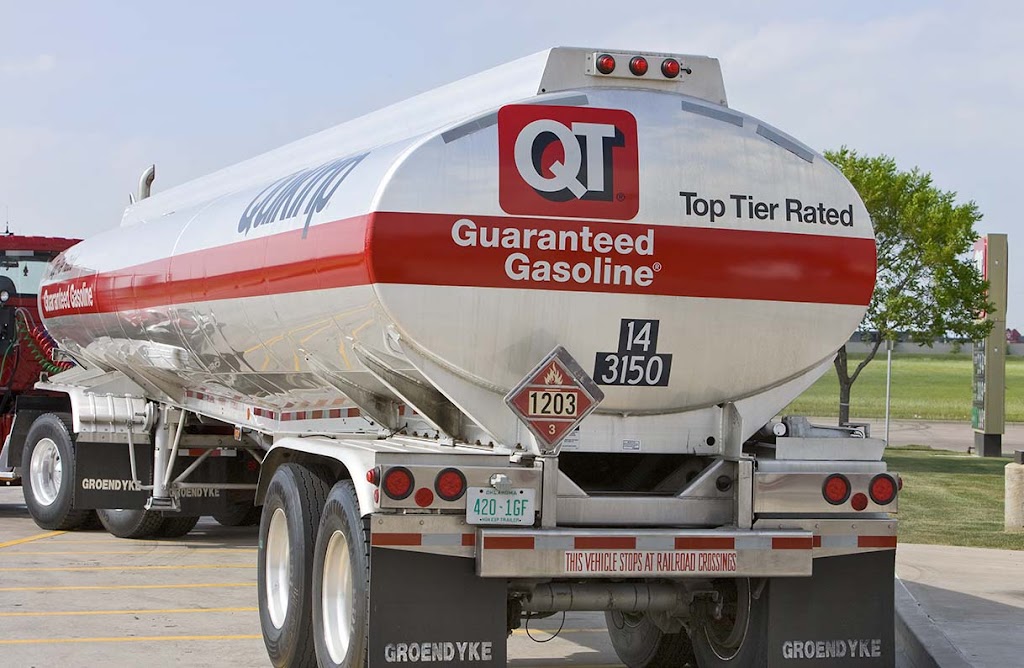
xmin=661 ymin=58 xmax=681 ymax=78
xmin=629 ymin=56 xmax=649 ymax=76
xmin=869 ymin=474 xmax=898 ymax=505
xmin=382 ymin=467 xmax=414 ymax=500
xmin=435 ymin=468 xmax=467 ymax=502
xmin=596 ymin=54 xmax=616 ymax=75
xmin=822 ymin=474 xmax=851 ymax=505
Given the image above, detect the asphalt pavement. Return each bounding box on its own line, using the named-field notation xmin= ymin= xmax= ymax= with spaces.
xmin=811 ymin=416 xmax=1024 ymax=456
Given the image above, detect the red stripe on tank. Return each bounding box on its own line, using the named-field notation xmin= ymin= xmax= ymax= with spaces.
xmin=40 ymin=211 xmax=875 ymax=317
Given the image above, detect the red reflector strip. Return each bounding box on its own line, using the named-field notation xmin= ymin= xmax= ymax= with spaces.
xmin=371 ymin=533 xmax=422 ymax=546
xmin=461 ymin=533 xmax=476 ymax=547
xmin=574 ymin=536 xmax=636 ymax=550
xmin=812 ymin=535 xmax=822 ymax=548
xmin=772 ymin=537 xmax=814 ymax=550
xmin=483 ymin=536 xmax=535 ymax=550
xmin=858 ymin=535 xmax=897 ymax=549
xmin=675 ymin=536 xmax=736 ymax=550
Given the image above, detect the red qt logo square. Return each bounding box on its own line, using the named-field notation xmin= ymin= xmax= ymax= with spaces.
xmin=498 ymin=105 xmax=639 ymax=220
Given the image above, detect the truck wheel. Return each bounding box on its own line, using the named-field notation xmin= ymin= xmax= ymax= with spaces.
xmin=258 ymin=463 xmax=330 ymax=668
xmin=214 ymin=501 xmax=261 ymax=526
xmin=22 ymin=413 xmax=93 ymax=530
xmin=313 ymin=480 xmax=370 ymax=668
xmin=689 ymin=579 xmax=768 ymax=667
xmin=606 ymin=611 xmax=696 ymax=667
xmin=157 ymin=515 xmax=201 ymax=537
xmin=96 ymin=508 xmax=165 ymax=539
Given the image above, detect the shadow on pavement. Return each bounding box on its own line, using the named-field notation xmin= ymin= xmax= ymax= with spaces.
xmin=899 ymin=579 xmax=1024 ymax=668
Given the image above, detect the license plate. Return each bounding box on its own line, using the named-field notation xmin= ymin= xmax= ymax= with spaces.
xmin=466 ymin=487 xmax=535 ymax=526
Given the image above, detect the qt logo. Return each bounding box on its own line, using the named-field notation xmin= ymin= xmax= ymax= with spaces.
xmin=498 ymin=105 xmax=639 ymax=220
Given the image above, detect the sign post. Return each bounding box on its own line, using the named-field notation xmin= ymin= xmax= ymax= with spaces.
xmin=505 ymin=346 xmax=604 ymax=455
xmin=972 ymin=234 xmax=1008 ymax=457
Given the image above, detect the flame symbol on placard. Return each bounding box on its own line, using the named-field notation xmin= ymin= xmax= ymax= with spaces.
xmin=543 ymin=365 xmax=564 ymax=385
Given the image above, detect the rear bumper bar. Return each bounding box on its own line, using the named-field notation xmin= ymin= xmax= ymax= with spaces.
xmin=477 ymin=527 xmax=814 ymax=578
xmin=369 ymin=515 xmax=897 ymax=578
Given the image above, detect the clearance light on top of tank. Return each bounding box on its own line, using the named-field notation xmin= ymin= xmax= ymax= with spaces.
xmin=629 ymin=56 xmax=649 ymax=76
xmin=661 ymin=58 xmax=681 ymax=78
xmin=595 ymin=54 xmax=616 ymax=74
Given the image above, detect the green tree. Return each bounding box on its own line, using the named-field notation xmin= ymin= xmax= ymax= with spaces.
xmin=825 ymin=148 xmax=993 ymax=425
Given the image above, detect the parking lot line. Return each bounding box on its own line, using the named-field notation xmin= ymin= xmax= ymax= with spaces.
xmin=38 ymin=539 xmax=256 ymax=546
xmin=0 ymin=531 xmax=66 ymax=549
xmin=1 ymin=548 xmax=258 ymax=556
xmin=0 ymin=582 xmax=256 ymax=592
xmin=0 ymin=563 xmax=253 ymax=572
xmin=0 ymin=606 xmax=258 ymax=617
xmin=0 ymin=634 xmax=263 ymax=645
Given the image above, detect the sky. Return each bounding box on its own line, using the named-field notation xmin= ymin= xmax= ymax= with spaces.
xmin=1 ymin=1 xmax=1021 ymax=325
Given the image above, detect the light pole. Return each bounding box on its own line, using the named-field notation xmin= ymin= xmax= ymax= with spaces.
xmin=884 ymin=338 xmax=894 ymax=446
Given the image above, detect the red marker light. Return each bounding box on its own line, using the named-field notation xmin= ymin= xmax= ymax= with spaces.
xmin=661 ymin=58 xmax=681 ymax=78
xmin=382 ymin=467 xmax=414 ymax=500
xmin=414 ymin=488 xmax=434 ymax=508
xmin=822 ymin=474 xmax=851 ymax=505
xmin=596 ymin=54 xmax=616 ymax=75
xmin=435 ymin=468 xmax=467 ymax=502
xmin=629 ymin=56 xmax=649 ymax=76
xmin=366 ymin=467 xmax=380 ymax=485
xmin=851 ymin=492 xmax=869 ymax=511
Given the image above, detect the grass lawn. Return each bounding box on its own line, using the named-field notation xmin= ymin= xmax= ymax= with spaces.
xmin=784 ymin=353 xmax=1024 ymax=421
xmin=885 ymin=446 xmax=1024 ymax=549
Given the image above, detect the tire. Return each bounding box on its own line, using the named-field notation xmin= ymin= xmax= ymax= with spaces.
xmin=157 ymin=515 xmax=201 ymax=537
xmin=606 ymin=611 xmax=696 ymax=668
xmin=96 ymin=508 xmax=166 ymax=539
xmin=313 ymin=480 xmax=370 ymax=668
xmin=21 ymin=413 xmax=93 ymax=530
xmin=214 ymin=501 xmax=261 ymax=527
xmin=689 ymin=579 xmax=768 ymax=667
xmin=258 ymin=464 xmax=331 ymax=668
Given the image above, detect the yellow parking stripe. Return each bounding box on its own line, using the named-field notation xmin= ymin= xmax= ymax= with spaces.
xmin=36 ymin=539 xmax=257 ymax=546
xmin=0 ymin=531 xmax=66 ymax=549
xmin=0 ymin=582 xmax=255 ymax=592
xmin=0 ymin=606 xmax=257 ymax=617
xmin=0 ymin=634 xmax=262 ymax=645
xmin=2 ymin=549 xmax=257 ymax=556
xmin=0 ymin=563 xmax=253 ymax=572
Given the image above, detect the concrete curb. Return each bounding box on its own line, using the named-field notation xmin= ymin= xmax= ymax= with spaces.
xmin=895 ymin=578 xmax=974 ymax=668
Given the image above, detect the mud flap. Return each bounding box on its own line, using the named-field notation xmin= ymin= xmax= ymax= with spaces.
xmin=368 ymin=547 xmax=506 ymax=667
xmin=73 ymin=441 xmax=242 ymax=515
xmin=768 ymin=551 xmax=895 ymax=667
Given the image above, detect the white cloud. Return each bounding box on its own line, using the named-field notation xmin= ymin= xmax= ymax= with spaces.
xmin=0 ymin=54 xmax=57 ymax=76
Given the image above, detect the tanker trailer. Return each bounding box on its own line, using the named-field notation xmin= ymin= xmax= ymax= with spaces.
xmin=27 ymin=47 xmax=898 ymax=667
